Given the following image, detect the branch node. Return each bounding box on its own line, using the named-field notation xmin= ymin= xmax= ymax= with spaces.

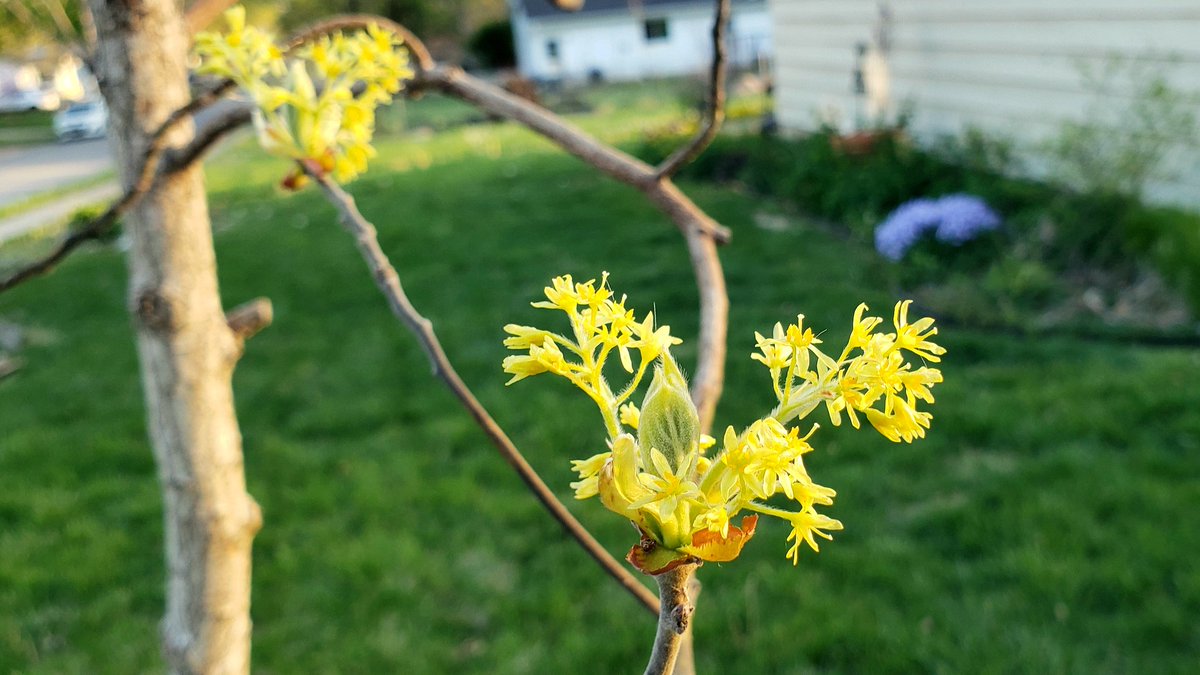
xmin=135 ymin=289 xmax=176 ymax=334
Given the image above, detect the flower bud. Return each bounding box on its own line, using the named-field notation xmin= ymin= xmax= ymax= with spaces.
xmin=638 ymin=351 xmax=700 ymax=471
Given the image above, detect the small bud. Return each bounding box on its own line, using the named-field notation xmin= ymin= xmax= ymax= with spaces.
xmin=638 ymin=351 xmax=699 ymax=471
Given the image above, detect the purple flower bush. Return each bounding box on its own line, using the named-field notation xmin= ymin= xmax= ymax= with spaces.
xmin=875 ymin=194 xmax=1001 ymax=261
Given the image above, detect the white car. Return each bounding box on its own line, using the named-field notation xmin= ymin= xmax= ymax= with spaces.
xmin=53 ymin=100 xmax=108 ymax=141
xmin=0 ymin=88 xmax=61 ymax=112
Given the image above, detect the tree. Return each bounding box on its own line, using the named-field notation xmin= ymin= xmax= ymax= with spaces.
xmin=86 ymin=1 xmax=264 ymax=672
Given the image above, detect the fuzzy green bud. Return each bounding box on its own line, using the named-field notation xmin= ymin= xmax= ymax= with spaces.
xmin=638 ymin=351 xmax=700 ymax=471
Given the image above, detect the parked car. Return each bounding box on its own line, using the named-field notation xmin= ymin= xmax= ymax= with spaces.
xmin=53 ymin=100 xmax=108 ymax=141
xmin=0 ymin=88 xmax=61 ymax=112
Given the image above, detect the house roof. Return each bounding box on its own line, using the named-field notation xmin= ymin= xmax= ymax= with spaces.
xmin=519 ymin=0 xmax=759 ymax=20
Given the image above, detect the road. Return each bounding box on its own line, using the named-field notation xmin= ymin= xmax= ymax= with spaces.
xmin=0 ymin=102 xmax=249 ymax=244
xmin=0 ymin=139 xmax=113 ymax=209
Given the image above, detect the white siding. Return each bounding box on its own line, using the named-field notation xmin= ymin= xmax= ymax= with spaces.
xmin=769 ymin=0 xmax=1200 ymax=207
xmin=514 ymin=4 xmax=773 ymax=82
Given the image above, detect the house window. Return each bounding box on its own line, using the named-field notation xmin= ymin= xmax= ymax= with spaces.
xmin=546 ymin=40 xmax=559 ymax=59
xmin=644 ymin=18 xmax=668 ymax=41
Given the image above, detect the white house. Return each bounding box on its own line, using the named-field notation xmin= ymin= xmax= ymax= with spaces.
xmin=509 ymin=0 xmax=773 ymax=82
xmin=768 ymin=0 xmax=1200 ymax=208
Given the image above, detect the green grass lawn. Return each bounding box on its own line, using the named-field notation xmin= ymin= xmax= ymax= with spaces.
xmin=0 ymin=110 xmax=56 ymax=146
xmin=1 ymin=87 xmax=1198 ymax=673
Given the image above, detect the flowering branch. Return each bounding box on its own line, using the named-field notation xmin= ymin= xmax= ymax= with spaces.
xmin=655 ymin=0 xmax=730 ymax=179
xmin=300 ymin=160 xmax=661 ymax=615
xmin=0 ymin=15 xmax=371 ymax=294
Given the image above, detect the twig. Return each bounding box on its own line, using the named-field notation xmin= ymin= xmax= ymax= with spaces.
xmin=655 ymin=0 xmax=731 ymax=179
xmin=226 ymin=297 xmax=273 ymax=341
xmin=644 ymin=564 xmax=699 ymax=675
xmin=303 ymin=163 xmax=661 ymax=616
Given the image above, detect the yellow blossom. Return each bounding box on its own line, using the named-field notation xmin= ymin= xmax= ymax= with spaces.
xmin=193 ymin=4 xmax=414 ymax=184
xmin=785 ymin=509 xmax=844 ymax=564
xmin=619 ymin=403 xmax=641 ymax=429
xmin=505 ymin=275 xmax=945 ymax=570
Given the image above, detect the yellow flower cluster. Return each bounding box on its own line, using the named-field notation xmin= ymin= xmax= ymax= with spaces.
xmin=194 ymin=6 xmax=413 ymax=183
xmin=505 ymin=276 xmax=947 ymax=573
xmin=502 ymin=274 xmax=682 ymax=440
xmin=756 ymin=301 xmax=945 ymax=443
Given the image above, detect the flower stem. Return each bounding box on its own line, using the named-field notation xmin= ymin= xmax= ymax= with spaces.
xmin=644 ymin=564 xmax=699 ymax=675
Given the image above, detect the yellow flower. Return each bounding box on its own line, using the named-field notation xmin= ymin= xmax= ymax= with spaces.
xmin=501 ymin=353 xmax=548 ymax=385
xmin=504 ymin=274 xmax=681 ymax=439
xmin=502 ymin=324 xmax=553 ymax=350
xmin=847 ymin=303 xmax=883 ymax=351
xmin=632 ymin=448 xmax=702 ymax=530
xmin=693 ymin=504 xmax=732 ymax=538
xmin=619 ymin=403 xmax=641 ymax=429
xmin=570 ymin=451 xmax=610 ymax=500
xmin=785 ymin=509 xmax=844 ymax=564
xmin=893 ymin=300 xmax=946 ymax=362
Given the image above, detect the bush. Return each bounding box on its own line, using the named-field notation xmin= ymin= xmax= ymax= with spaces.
xmin=634 ymin=127 xmax=1200 ymax=326
xmin=467 ymin=20 xmax=515 ymax=70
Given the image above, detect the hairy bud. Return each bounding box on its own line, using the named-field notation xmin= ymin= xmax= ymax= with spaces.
xmin=638 ymin=351 xmax=700 ymax=471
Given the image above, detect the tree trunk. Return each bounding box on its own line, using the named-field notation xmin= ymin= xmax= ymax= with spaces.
xmin=88 ymin=1 xmax=261 ymax=673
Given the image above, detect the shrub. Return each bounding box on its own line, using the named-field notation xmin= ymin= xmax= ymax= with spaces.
xmin=634 ymin=126 xmax=1200 ymax=325
xmin=467 ymin=20 xmax=516 ymax=70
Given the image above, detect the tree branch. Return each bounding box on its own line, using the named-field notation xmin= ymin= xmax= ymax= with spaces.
xmin=644 ymin=564 xmax=699 ymax=675
xmin=655 ymin=0 xmax=730 ymax=179
xmin=0 ymin=85 xmax=247 ymax=294
xmin=426 ymin=65 xmax=730 ymax=244
xmin=302 ymin=162 xmax=661 ymax=616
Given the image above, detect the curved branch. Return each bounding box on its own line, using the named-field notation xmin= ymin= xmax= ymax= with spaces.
xmin=427 ymin=66 xmax=732 ymax=249
xmin=655 ymin=0 xmax=731 ymax=179
xmin=302 ymin=162 xmax=661 ymax=616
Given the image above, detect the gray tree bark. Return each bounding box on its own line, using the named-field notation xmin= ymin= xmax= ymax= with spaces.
xmin=88 ymin=1 xmax=261 ymax=673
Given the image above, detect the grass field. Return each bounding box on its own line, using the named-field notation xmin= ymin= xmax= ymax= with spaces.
xmin=0 ymin=111 xmax=56 ymax=147
xmin=1 ymin=84 xmax=1198 ymax=673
